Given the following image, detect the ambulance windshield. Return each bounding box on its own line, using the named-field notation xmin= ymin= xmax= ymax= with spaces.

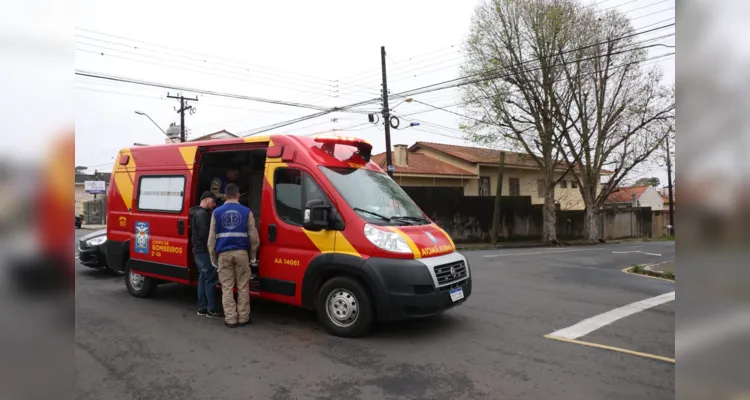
xmin=320 ymin=167 xmax=428 ymax=226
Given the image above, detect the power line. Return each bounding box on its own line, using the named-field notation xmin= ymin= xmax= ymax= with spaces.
xmin=334 ymin=23 xmax=675 ymax=112
xmin=75 ymin=47 xmax=343 ymax=99
xmin=75 ymin=35 xmax=343 ymax=93
xmin=603 ymin=0 xmax=670 ymax=13
xmin=335 ymin=8 xmax=674 ymax=100
xmin=391 ymin=32 xmax=675 ymax=101
xmin=75 ymin=70 xmax=336 ymax=111
xmin=406 ymin=51 xmax=674 ymax=129
xmin=75 ymin=28 xmax=338 ymax=86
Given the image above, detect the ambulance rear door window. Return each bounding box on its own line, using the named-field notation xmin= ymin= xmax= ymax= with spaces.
xmin=137 ymin=175 xmax=186 ymax=213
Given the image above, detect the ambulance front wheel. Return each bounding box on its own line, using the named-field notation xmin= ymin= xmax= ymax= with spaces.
xmin=317 ymin=276 xmax=374 ymax=338
xmin=125 ymin=268 xmax=157 ymax=298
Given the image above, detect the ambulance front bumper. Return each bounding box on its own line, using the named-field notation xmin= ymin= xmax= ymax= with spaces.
xmin=363 ymin=252 xmax=472 ymax=321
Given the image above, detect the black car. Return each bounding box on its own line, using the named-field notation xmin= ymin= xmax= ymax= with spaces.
xmin=75 ymin=215 xmax=82 ymax=229
xmin=78 ymin=229 xmax=111 ymax=271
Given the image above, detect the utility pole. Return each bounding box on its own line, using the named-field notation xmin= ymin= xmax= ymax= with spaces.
xmin=380 ymin=46 xmax=394 ymax=177
xmin=167 ymin=93 xmax=198 ymax=142
xmin=665 ymin=131 xmax=675 ymax=236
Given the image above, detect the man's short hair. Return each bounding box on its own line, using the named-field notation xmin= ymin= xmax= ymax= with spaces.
xmin=225 ymin=183 xmax=240 ymax=198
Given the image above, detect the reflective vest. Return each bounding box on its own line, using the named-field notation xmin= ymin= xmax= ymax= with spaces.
xmin=213 ymin=202 xmax=251 ymax=254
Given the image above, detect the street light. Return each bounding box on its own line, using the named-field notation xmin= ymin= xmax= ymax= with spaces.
xmin=134 ymin=111 xmax=170 ymax=139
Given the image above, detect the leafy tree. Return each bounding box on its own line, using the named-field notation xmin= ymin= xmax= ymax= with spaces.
xmin=634 ymin=177 xmax=661 ymax=187
xmin=460 ymin=0 xmax=581 ymax=244
xmin=554 ymin=8 xmax=675 ymax=241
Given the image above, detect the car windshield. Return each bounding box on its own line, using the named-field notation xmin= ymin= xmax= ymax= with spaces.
xmin=320 ymin=167 xmax=428 ymax=225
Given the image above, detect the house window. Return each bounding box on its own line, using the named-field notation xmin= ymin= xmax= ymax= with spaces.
xmin=137 ymin=175 xmax=186 ymax=212
xmin=571 ymin=180 xmax=578 ymax=189
xmin=509 ymin=178 xmax=520 ymax=196
xmin=537 ymin=179 xmax=546 ymax=196
xmin=479 ymin=176 xmax=490 ymax=196
xmin=560 ymin=180 xmax=568 ymax=189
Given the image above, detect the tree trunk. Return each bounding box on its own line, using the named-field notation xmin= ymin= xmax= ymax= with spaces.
xmin=585 ymin=207 xmax=599 ymax=242
xmin=542 ymin=181 xmax=558 ymax=244
xmin=491 ymin=152 xmax=506 ymax=245
xmin=582 ymin=185 xmax=600 ymax=242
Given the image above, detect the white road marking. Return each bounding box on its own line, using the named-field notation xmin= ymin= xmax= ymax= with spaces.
xmin=612 ymin=250 xmax=662 ymax=256
xmin=548 ymin=291 xmax=675 ymax=340
xmin=483 ymin=248 xmax=605 ymax=258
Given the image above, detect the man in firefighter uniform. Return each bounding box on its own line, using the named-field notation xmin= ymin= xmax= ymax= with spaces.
xmin=208 ymin=183 xmax=260 ymax=328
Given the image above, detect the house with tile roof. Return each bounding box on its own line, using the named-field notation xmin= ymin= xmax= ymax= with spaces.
xmin=372 ymin=141 xmax=613 ymax=211
xmin=604 ymin=185 xmax=666 ymax=211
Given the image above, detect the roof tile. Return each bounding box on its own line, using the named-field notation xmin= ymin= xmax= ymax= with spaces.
xmin=606 ymin=186 xmax=650 ymax=203
xmin=371 ymin=152 xmax=475 ymax=176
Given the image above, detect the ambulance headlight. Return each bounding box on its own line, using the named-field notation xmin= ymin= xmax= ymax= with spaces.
xmin=363 ymin=223 xmax=412 ymax=254
xmin=87 ymin=236 xmax=107 ymax=246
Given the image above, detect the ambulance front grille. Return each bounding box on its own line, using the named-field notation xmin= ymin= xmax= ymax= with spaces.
xmin=432 ymin=261 xmax=467 ymax=287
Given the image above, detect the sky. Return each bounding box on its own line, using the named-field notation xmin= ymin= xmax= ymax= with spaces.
xmin=74 ymin=0 xmax=675 ymax=185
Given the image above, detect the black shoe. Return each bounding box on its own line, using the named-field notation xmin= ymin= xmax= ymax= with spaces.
xmin=238 ymin=318 xmax=252 ymax=327
xmin=197 ymin=309 xmax=207 ymax=316
xmin=224 ymin=322 xmax=238 ymax=328
xmin=206 ymin=310 xmax=221 ymax=319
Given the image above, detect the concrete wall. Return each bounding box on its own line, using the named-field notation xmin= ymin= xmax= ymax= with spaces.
xmin=599 ymin=207 xmax=653 ymax=239
xmin=404 ymin=186 xmax=653 ymax=243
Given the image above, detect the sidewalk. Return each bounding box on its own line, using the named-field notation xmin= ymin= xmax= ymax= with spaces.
xmin=647 ymin=261 xmax=675 ymax=274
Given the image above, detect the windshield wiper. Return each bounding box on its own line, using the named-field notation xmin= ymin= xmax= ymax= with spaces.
xmin=391 ymin=216 xmax=430 ymax=225
xmin=353 ymin=207 xmax=391 ymax=222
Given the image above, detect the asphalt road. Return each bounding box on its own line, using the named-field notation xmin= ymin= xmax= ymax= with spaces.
xmin=75 ymin=230 xmax=675 ymax=400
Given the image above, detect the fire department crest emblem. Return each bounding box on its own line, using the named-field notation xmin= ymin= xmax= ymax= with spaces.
xmin=134 ymin=221 xmax=150 ymax=254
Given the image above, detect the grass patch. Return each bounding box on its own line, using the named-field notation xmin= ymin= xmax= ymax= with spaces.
xmin=629 ymin=264 xmax=675 ymax=281
xmin=643 ymin=234 xmax=675 ymax=242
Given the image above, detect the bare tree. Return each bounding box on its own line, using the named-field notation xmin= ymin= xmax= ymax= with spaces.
xmin=460 ymin=0 xmax=580 ymax=244
xmin=555 ymin=9 xmax=676 ymax=241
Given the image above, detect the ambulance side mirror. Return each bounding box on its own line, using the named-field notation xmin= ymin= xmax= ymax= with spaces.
xmin=303 ymin=199 xmax=331 ymax=232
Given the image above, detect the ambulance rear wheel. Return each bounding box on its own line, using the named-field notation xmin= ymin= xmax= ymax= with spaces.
xmin=317 ymin=276 xmax=374 ymax=338
xmin=125 ymin=269 xmax=157 ymax=298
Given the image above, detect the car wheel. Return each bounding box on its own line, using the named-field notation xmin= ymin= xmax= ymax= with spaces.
xmin=125 ymin=268 xmax=156 ymax=298
xmin=316 ymin=276 xmax=374 ymax=338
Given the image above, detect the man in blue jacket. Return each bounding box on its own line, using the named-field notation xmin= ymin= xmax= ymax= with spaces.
xmin=208 ymin=183 xmax=260 ymax=328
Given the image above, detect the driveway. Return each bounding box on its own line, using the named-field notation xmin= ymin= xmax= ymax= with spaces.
xmin=75 ymin=230 xmax=674 ymax=399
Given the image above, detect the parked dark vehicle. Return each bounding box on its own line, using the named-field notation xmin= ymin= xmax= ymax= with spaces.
xmin=75 ymin=215 xmax=82 ymax=229
xmin=78 ymin=229 xmax=118 ymax=273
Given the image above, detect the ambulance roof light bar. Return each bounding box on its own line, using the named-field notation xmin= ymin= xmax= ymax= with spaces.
xmin=314 ymin=135 xmax=373 ymax=162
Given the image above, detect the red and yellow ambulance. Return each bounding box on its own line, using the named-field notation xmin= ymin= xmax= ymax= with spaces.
xmin=106 ymin=135 xmax=471 ymax=337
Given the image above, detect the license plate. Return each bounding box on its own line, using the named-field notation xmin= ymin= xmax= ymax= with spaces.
xmin=449 ymin=287 xmax=464 ymax=302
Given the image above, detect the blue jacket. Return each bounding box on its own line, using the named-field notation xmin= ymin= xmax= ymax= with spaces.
xmin=213 ymin=202 xmax=251 ymax=254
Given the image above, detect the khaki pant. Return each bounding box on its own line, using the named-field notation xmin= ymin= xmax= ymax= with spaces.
xmin=217 ymin=250 xmax=251 ymax=324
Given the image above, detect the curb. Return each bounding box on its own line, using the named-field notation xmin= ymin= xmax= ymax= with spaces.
xmin=455 ymin=240 xmax=622 ymax=252
xmin=622 ymin=265 xmax=675 ymax=283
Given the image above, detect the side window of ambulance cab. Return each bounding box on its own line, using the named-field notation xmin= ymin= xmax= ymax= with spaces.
xmin=274 ymin=169 xmax=303 ymax=225
xmin=274 ymin=168 xmax=330 ymax=226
